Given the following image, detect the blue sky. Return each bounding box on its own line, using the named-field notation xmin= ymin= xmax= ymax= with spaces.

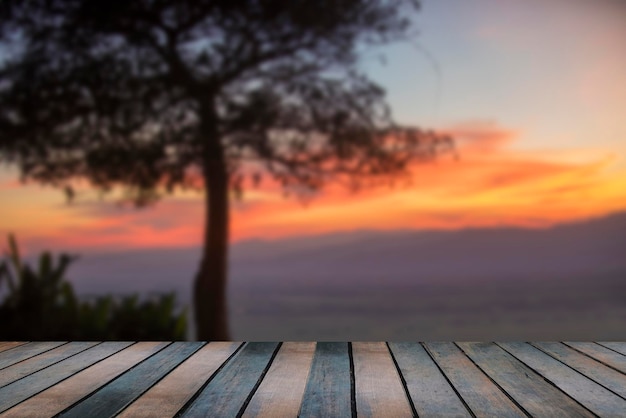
xmin=367 ymin=0 xmax=626 ymax=155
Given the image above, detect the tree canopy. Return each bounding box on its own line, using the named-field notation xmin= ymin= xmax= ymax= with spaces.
xmin=0 ymin=0 xmax=450 ymax=202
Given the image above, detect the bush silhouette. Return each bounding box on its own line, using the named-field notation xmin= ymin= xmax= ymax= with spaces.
xmin=0 ymin=235 xmax=187 ymax=340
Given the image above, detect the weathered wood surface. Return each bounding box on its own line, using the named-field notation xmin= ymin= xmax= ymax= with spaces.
xmin=352 ymin=342 xmax=413 ymax=418
xmin=59 ymin=342 xmax=204 ymax=418
xmin=299 ymin=342 xmax=353 ymax=418
xmin=458 ymin=342 xmax=593 ymax=417
xmin=0 ymin=342 xmax=66 ymax=371
xmin=499 ymin=342 xmax=626 ymax=417
xmin=0 ymin=343 xmax=27 ymax=355
xmin=388 ymin=342 xmax=470 ymax=418
xmin=242 ymin=342 xmax=315 ymax=418
xmin=0 ymin=341 xmax=99 ymax=388
xmin=179 ymin=342 xmax=279 ymax=418
xmin=564 ymin=342 xmax=626 ymax=373
xmin=597 ymin=342 xmax=626 ymax=356
xmin=424 ymin=342 xmax=526 ymax=417
xmin=0 ymin=341 xmax=624 ymax=417
xmin=2 ymin=342 xmax=168 ymax=418
xmin=0 ymin=342 xmax=130 ymax=413
xmin=118 ymin=342 xmax=241 ymax=418
xmin=533 ymin=342 xmax=626 ymax=399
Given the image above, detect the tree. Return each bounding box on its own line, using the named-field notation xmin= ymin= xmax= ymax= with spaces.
xmin=0 ymin=0 xmax=452 ymax=340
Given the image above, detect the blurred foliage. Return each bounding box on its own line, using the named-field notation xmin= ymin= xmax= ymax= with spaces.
xmin=0 ymin=234 xmax=187 ymax=340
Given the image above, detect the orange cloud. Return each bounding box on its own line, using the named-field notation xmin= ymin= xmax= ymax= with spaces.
xmin=1 ymin=121 xmax=625 ymax=252
xmin=228 ymin=122 xmax=626 ymax=241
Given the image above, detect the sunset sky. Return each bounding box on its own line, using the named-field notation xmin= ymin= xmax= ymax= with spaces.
xmin=1 ymin=0 xmax=626 ymax=254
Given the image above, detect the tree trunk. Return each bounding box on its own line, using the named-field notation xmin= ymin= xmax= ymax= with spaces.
xmin=193 ymin=106 xmax=230 ymax=341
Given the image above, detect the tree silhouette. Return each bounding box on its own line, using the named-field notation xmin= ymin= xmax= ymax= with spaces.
xmin=0 ymin=0 xmax=452 ymax=340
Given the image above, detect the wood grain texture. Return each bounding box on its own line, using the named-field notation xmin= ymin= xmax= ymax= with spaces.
xmin=564 ymin=342 xmax=626 ymax=373
xmin=352 ymin=342 xmax=412 ymax=418
xmin=424 ymin=342 xmax=526 ymax=418
xmin=388 ymin=342 xmax=472 ymax=418
xmin=0 ymin=343 xmax=27 ymax=354
xmin=499 ymin=342 xmax=626 ymax=417
xmin=298 ymin=342 xmax=353 ymax=418
xmin=534 ymin=342 xmax=626 ymax=399
xmin=0 ymin=342 xmax=131 ymax=414
xmin=58 ymin=342 xmax=203 ymax=418
xmin=458 ymin=342 xmax=593 ymax=418
xmin=0 ymin=340 xmax=623 ymax=417
xmin=179 ymin=342 xmax=280 ymax=418
xmin=0 ymin=342 xmax=99 ymax=388
xmin=117 ymin=342 xmax=241 ymax=418
xmin=242 ymin=342 xmax=316 ymax=418
xmin=0 ymin=342 xmax=66 ymax=370
xmin=597 ymin=342 xmax=626 ymax=356
xmin=0 ymin=342 xmax=167 ymax=418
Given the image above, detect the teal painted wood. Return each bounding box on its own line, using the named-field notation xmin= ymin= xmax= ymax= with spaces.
xmin=533 ymin=342 xmax=626 ymax=399
xmin=564 ymin=342 xmax=626 ymax=373
xmin=597 ymin=342 xmax=626 ymax=356
xmin=0 ymin=342 xmax=66 ymax=370
xmin=424 ymin=342 xmax=526 ymax=418
xmin=499 ymin=342 xmax=626 ymax=417
xmin=298 ymin=342 xmax=353 ymax=418
xmin=388 ymin=342 xmax=470 ymax=418
xmin=0 ymin=342 xmax=131 ymax=413
xmin=458 ymin=342 xmax=593 ymax=418
xmin=0 ymin=341 xmax=99 ymax=388
xmin=58 ymin=342 xmax=203 ymax=418
xmin=179 ymin=342 xmax=279 ymax=418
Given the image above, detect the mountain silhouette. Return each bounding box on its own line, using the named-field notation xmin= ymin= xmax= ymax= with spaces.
xmin=64 ymin=210 xmax=626 ymax=339
xmin=230 ymin=210 xmax=626 ymax=287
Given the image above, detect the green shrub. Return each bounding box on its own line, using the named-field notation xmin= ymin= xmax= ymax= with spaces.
xmin=0 ymin=234 xmax=187 ymax=340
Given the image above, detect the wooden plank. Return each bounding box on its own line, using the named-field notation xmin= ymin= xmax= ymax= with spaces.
xmin=298 ymin=342 xmax=353 ymax=418
xmin=534 ymin=342 xmax=626 ymax=399
xmin=0 ymin=343 xmax=28 ymax=355
xmin=564 ymin=342 xmax=626 ymax=373
xmin=351 ymin=342 xmax=412 ymax=418
xmin=58 ymin=342 xmax=203 ymax=418
xmin=0 ymin=342 xmax=131 ymax=413
xmin=0 ymin=342 xmax=99 ymax=388
xmin=0 ymin=342 xmax=168 ymax=418
xmin=597 ymin=342 xmax=626 ymax=356
xmin=0 ymin=342 xmax=66 ymax=370
xmin=179 ymin=342 xmax=280 ymax=418
xmin=389 ymin=342 xmax=470 ymax=418
xmin=117 ymin=342 xmax=241 ymax=418
xmin=499 ymin=342 xmax=626 ymax=417
xmin=458 ymin=342 xmax=593 ymax=418
xmin=424 ymin=342 xmax=526 ymax=418
xmin=241 ymin=342 xmax=316 ymax=418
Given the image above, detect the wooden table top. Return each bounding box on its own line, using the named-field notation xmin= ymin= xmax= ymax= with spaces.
xmin=0 ymin=341 xmax=625 ymax=417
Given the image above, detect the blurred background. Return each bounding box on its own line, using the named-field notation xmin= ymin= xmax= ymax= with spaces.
xmin=1 ymin=0 xmax=625 ymax=340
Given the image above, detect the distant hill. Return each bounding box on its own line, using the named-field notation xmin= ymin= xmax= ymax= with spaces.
xmin=68 ymin=210 xmax=626 ymax=295
xmin=230 ymin=210 xmax=626 ymax=287
xmin=64 ymin=210 xmax=626 ymax=339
